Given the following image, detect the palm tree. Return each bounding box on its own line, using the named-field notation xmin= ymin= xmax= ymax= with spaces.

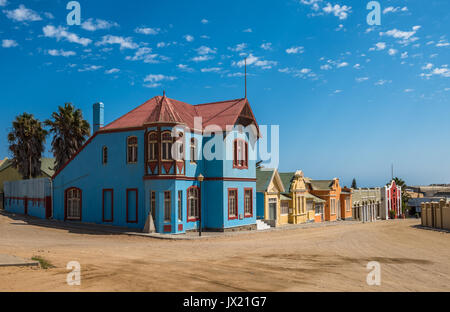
xmin=45 ymin=103 xmax=90 ymax=172
xmin=8 ymin=113 xmax=48 ymax=179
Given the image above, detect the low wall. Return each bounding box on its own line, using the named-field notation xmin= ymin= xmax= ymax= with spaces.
xmin=421 ymin=201 xmax=450 ymax=231
xmin=4 ymin=178 xmax=52 ymax=219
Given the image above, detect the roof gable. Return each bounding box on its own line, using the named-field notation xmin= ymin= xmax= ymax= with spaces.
xmin=101 ymin=96 xmax=259 ymax=133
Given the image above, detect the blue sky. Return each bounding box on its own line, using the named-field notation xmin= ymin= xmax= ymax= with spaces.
xmin=0 ymin=0 xmax=449 ymax=187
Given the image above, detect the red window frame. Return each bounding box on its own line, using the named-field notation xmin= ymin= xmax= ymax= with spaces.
xmin=102 ymin=189 xmax=114 ymax=222
xmin=228 ymin=188 xmax=238 ymax=220
xmin=233 ymin=139 xmax=248 ymax=169
xmin=64 ymin=187 xmax=82 ymax=221
xmin=244 ymin=188 xmax=253 ymax=218
xmin=126 ymin=188 xmax=138 ymax=223
xmin=187 ymin=186 xmax=200 ymax=222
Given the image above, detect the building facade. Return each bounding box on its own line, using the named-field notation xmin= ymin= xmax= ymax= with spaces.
xmin=351 ymin=188 xmax=381 ymax=222
xmin=256 ymin=169 xmax=325 ymax=226
xmin=52 ymin=95 xmax=260 ymax=234
xmin=306 ymin=178 xmax=353 ymax=222
xmin=380 ymin=180 xmax=402 ymax=219
xmin=0 ymin=158 xmax=54 ymax=210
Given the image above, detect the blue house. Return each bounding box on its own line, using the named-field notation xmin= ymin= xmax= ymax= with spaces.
xmin=52 ymin=94 xmax=260 ymax=234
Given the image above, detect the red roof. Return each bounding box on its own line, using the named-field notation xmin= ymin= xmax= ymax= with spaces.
xmin=100 ymin=96 xmax=259 ymax=132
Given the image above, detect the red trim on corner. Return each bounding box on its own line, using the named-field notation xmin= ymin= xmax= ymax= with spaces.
xmin=228 ymin=188 xmax=238 ymax=220
xmin=178 ymin=224 xmax=183 ymax=231
xmin=102 ymin=189 xmax=114 ymax=223
xmin=126 ymin=188 xmax=138 ymax=224
xmin=244 ymin=188 xmax=253 ymax=218
xmin=187 ymin=186 xmax=200 ymax=222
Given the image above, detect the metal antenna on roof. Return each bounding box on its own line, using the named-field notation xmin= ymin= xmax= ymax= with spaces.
xmin=163 ymin=90 xmax=166 ymax=98
xmin=245 ymin=58 xmax=247 ymax=99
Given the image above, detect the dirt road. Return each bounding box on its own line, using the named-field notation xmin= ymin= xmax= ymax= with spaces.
xmin=0 ymin=214 xmax=449 ymax=292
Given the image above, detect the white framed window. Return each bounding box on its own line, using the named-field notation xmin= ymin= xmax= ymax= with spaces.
xmin=148 ymin=132 xmax=158 ymax=161
xmin=66 ymin=188 xmax=81 ymax=220
xmin=281 ymin=201 xmax=289 ymax=215
xmin=244 ymin=189 xmax=253 ymax=217
xmin=164 ymin=191 xmax=171 ymax=222
xmin=178 ymin=190 xmax=182 ymax=222
xmin=187 ymin=187 xmax=199 ymax=221
xmin=330 ymin=198 xmax=336 ymax=215
xmin=346 ymin=199 xmax=350 ymax=212
xmin=228 ymin=189 xmax=238 ymax=219
xmin=161 ymin=132 xmax=173 ymax=161
xmin=127 ymin=136 xmax=138 ymax=163
xmin=190 ymin=137 xmax=197 ymax=164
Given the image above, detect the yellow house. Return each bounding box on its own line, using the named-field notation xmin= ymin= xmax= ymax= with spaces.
xmin=257 ymin=169 xmax=325 ymax=227
xmin=256 ymin=168 xmax=287 ymax=227
xmin=0 ymin=158 xmax=55 ymax=210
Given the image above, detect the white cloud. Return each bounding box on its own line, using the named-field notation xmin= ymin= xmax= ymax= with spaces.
xmin=380 ymin=26 xmax=421 ymax=45
xmin=43 ymin=25 xmax=92 ymax=46
xmin=2 ymin=39 xmax=18 ymax=48
xmin=353 ymin=63 xmax=361 ymax=69
xmin=0 ymin=0 xmax=8 ymax=7
xmin=191 ymin=55 xmax=213 ymax=62
xmin=383 ymin=6 xmax=408 ymax=14
xmin=78 ymin=65 xmax=102 ymax=72
xmin=105 ymin=68 xmax=120 ymax=74
xmin=286 ymin=46 xmax=304 ymax=54
xmin=47 ymin=49 xmax=76 ymax=57
xmin=4 ymin=4 xmax=42 ymax=22
xmin=134 ymin=27 xmax=160 ymax=35
xmin=320 ymin=64 xmax=332 ymax=70
xmin=261 ymin=42 xmax=272 ymax=50
xmin=436 ymin=39 xmax=450 ymax=47
xmin=401 ymin=52 xmax=408 ymax=59
xmin=125 ymin=47 xmax=166 ymax=63
xmin=243 ymin=28 xmax=252 ymax=33
xmin=388 ymin=48 xmax=398 ymax=56
xmin=374 ymin=79 xmax=392 ymax=86
xmin=177 ymin=64 xmax=193 ymax=72
xmin=234 ymin=54 xmax=277 ymax=69
xmin=201 ymin=67 xmax=222 ymax=73
xmin=422 ymin=63 xmax=433 ymax=70
xmin=184 ymin=35 xmax=194 ymax=42
xmin=196 ymin=46 xmax=216 ymax=55
xmin=82 ymin=18 xmax=119 ymax=31
xmin=201 ymin=19 xmax=209 ymax=24
xmin=336 ymin=62 xmax=349 ymax=68
xmin=144 ymin=74 xmax=176 ymax=88
xmin=404 ymin=89 xmax=414 ymax=93
xmin=370 ymin=42 xmax=386 ymax=51
xmin=228 ymin=43 xmax=247 ymax=52
xmin=356 ymin=77 xmax=369 ymax=82
xmin=97 ymin=35 xmax=138 ymax=49
xmin=322 ymin=3 xmax=351 ymax=20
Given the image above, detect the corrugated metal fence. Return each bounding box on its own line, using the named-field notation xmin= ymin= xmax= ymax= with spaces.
xmin=4 ymin=178 xmax=52 ymax=219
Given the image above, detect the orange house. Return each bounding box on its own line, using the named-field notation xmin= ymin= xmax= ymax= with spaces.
xmin=305 ymin=178 xmax=352 ymax=222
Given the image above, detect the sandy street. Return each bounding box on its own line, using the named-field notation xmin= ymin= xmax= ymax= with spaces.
xmin=0 ymin=213 xmax=449 ymax=292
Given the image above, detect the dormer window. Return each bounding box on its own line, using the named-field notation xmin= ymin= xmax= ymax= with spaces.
xmin=148 ymin=132 xmax=158 ymax=161
xmin=102 ymin=146 xmax=108 ymax=165
xmin=127 ymin=136 xmax=138 ymax=164
xmin=233 ymin=139 xmax=248 ymax=169
xmin=190 ymin=137 xmax=197 ymax=164
xmin=161 ymin=132 xmax=173 ymax=161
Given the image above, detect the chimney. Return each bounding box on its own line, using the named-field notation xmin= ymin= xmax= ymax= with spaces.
xmin=93 ymin=102 xmax=104 ymax=133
